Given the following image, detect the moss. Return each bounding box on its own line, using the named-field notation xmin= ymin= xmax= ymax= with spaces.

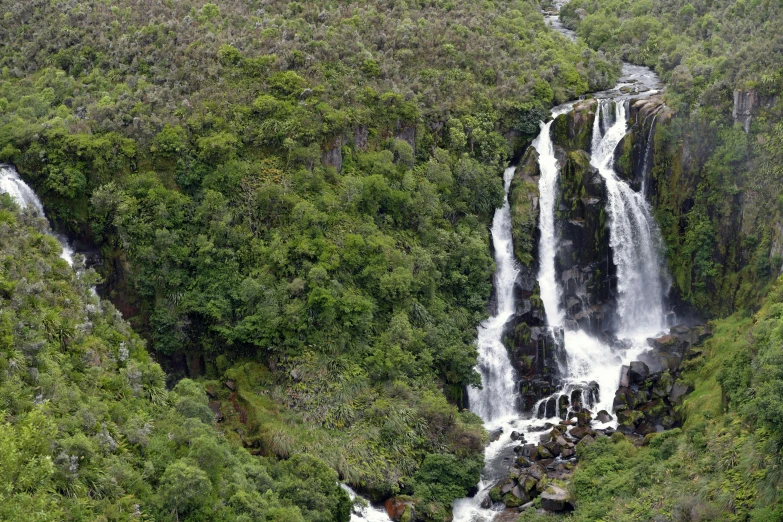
xmin=502 ymin=492 xmax=526 ymax=507
xmin=509 ymin=147 xmax=541 ymax=266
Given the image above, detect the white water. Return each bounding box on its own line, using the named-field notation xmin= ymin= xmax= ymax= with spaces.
xmin=532 ymin=99 xmax=656 ymax=422
xmin=0 ymin=164 xmax=75 ymax=266
xmin=455 ymin=71 xmax=669 ymax=522
xmin=532 ymin=107 xmax=569 ymax=327
xmin=591 ymin=100 xmax=666 ymax=337
xmin=341 ymin=484 xmax=392 ymax=522
xmin=467 ymin=166 xmax=523 ymax=424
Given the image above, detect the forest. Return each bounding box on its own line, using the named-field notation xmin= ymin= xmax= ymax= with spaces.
xmin=0 ymin=0 xmax=618 ymax=520
xmin=2 ymin=0 xmax=783 ymax=520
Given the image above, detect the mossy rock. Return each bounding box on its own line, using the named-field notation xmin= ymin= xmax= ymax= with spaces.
xmin=509 ymin=146 xmax=541 ymax=266
xmin=551 ymin=99 xmax=597 ymax=151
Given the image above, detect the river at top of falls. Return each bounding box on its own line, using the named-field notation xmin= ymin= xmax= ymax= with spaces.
xmin=0 ymin=164 xmax=75 ymax=266
xmin=454 ymin=6 xmax=667 ymax=521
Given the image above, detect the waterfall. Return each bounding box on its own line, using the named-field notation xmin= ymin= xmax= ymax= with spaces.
xmin=640 ymin=115 xmax=657 ymax=196
xmin=467 ymin=166 xmax=520 ymax=423
xmin=341 ymin=484 xmax=391 ymax=522
xmin=533 ymin=120 xmax=565 ymax=327
xmin=591 ymin=100 xmax=666 ymax=337
xmin=0 ymin=164 xmax=75 ymax=266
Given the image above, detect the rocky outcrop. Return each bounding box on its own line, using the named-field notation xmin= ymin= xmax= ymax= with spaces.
xmin=509 ymin=146 xmax=541 ymax=267
xmin=613 ymin=324 xmax=709 ymax=436
xmin=555 ymin=149 xmax=613 ymax=334
xmin=321 ymin=136 xmax=342 ymax=172
xmin=614 ymin=96 xmax=668 ymax=192
xmin=733 ymin=89 xmax=758 ymax=133
xmin=552 ymin=99 xmax=597 ymax=152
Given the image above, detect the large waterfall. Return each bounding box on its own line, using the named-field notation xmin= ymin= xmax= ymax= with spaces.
xmin=0 ymin=165 xmax=75 ymax=266
xmin=455 ymin=84 xmax=666 ymax=522
xmin=468 ymin=166 xmax=523 ymax=422
xmin=591 ymin=100 xmax=666 ymax=337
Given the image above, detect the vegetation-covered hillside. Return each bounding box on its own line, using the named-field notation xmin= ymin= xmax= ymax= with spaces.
xmin=0 ymin=194 xmax=352 ymax=522
xmin=561 ymin=0 xmax=783 ymax=316
xmin=0 ymin=0 xmax=621 ymax=517
xmin=512 ymin=0 xmax=783 ymax=519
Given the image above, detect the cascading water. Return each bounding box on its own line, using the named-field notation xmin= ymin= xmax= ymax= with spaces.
xmin=467 ymin=166 xmax=523 ymax=423
xmin=0 ymin=164 xmax=75 ymax=266
xmin=455 ymin=78 xmax=667 ymax=522
xmin=590 ymin=100 xmax=666 ymax=337
xmin=640 ymin=114 xmax=657 ymax=196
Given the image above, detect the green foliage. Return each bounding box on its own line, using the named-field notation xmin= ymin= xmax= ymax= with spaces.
xmin=0 ymin=1 xmax=623 ymax=519
xmin=0 ymin=197 xmax=351 ymax=522
xmin=523 ymin=278 xmax=783 ymax=521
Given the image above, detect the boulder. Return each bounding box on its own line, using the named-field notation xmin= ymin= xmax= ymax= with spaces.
xmin=511 ymin=485 xmax=529 ymax=502
xmin=540 ymin=485 xmax=573 ymax=512
xmin=569 ymin=426 xmax=594 ymax=439
xmin=670 ymin=380 xmax=692 ymax=403
xmin=596 ymin=410 xmax=613 ymax=423
xmin=536 ymin=444 xmax=554 ymax=460
xmin=385 ymin=498 xmax=416 ymax=521
xmin=619 ymin=364 xmax=630 ymax=387
xmin=629 ymin=361 xmax=650 ymax=383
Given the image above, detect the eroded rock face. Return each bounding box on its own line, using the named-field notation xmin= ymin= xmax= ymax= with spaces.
xmin=555 ymin=148 xmax=613 ymax=334
xmin=733 ymin=89 xmax=758 ymax=133
xmin=321 ymin=136 xmax=342 ymax=172
xmin=614 ymin=96 xmax=668 ymax=192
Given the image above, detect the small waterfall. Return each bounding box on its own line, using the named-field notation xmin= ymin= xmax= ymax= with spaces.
xmin=467 ymin=166 xmax=521 ymax=423
xmin=341 ymin=484 xmax=392 ymax=522
xmin=591 ymin=100 xmax=666 ymax=337
xmin=640 ymin=115 xmax=657 ymax=196
xmin=0 ymin=164 xmax=75 ymax=266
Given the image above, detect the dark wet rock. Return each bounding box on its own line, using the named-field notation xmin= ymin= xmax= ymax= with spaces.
xmin=596 ymin=410 xmax=613 ymax=423
xmin=569 ymin=425 xmax=594 ymax=439
xmin=629 ymin=361 xmax=650 ymax=383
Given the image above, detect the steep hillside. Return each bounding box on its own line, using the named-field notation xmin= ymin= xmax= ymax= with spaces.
xmin=0 ymin=194 xmax=351 ymax=522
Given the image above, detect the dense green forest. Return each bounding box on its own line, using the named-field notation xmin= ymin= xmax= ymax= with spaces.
xmin=0 ymin=194 xmax=352 ymax=522
xmin=4 ymin=0 xmax=783 ymax=520
xmin=0 ymin=0 xmax=620 ymax=519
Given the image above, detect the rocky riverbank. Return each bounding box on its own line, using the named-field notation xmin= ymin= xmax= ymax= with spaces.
xmin=485 ymin=322 xmax=709 ymax=516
